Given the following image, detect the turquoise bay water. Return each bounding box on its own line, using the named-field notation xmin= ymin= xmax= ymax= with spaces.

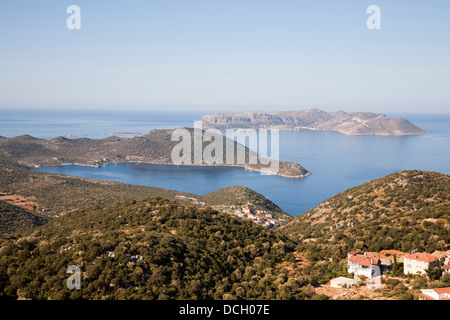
xmin=2 ymin=109 xmax=449 ymax=216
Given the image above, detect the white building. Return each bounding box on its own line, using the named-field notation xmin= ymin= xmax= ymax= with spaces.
xmin=403 ymin=253 xmax=439 ymax=276
xmin=419 ymin=288 xmax=450 ymax=300
xmin=347 ymin=252 xmax=381 ymax=279
xmin=442 ymin=265 xmax=450 ymax=274
xmin=234 ymin=210 xmax=244 ymax=218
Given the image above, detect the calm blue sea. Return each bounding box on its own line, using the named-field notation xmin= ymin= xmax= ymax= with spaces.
xmin=2 ymin=109 xmax=449 ymax=216
xmin=0 ymin=109 xmax=203 ymax=139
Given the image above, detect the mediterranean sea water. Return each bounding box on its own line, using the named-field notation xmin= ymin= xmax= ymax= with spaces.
xmin=2 ymin=109 xmax=449 ymax=216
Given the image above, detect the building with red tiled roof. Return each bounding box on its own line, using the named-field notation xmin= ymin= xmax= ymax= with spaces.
xmin=419 ymin=287 xmax=450 ymax=300
xmin=364 ymin=251 xmax=405 ymax=271
xmin=442 ymin=265 xmax=450 ymax=274
xmin=347 ymin=253 xmax=381 ymax=279
xmin=349 ymin=255 xmax=380 ymax=267
xmin=377 ymin=250 xmax=406 ymax=263
xmin=404 ymin=252 xmax=438 ymax=263
xmin=347 ymin=250 xmax=361 ymax=260
xmin=404 ymin=252 xmax=440 ymax=276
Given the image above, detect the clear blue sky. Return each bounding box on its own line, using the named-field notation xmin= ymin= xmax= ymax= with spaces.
xmin=0 ymin=0 xmax=449 ymax=113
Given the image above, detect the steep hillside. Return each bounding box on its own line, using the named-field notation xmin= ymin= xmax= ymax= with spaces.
xmin=0 ymin=162 xmax=289 ymax=225
xmin=201 ymin=186 xmax=281 ymax=210
xmin=0 ymin=197 xmax=313 ymax=300
xmin=0 ymin=164 xmax=196 ymax=217
xmin=0 ymin=200 xmax=49 ymax=234
xmin=282 ymin=170 xmax=449 ymax=258
xmin=200 ymin=186 xmax=290 ymax=220
xmin=201 ymin=108 xmax=427 ymax=136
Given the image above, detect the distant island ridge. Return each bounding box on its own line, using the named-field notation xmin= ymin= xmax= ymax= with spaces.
xmin=109 ymin=132 xmax=141 ymax=136
xmin=200 ymin=108 xmax=428 ymax=136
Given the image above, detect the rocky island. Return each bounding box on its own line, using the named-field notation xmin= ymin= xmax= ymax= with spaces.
xmin=200 ymin=108 xmax=428 ymax=136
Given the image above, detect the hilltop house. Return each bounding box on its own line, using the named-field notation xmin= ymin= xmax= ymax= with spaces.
xmin=364 ymin=251 xmax=398 ymax=272
xmin=443 ymin=254 xmax=450 ymax=271
xmin=441 ymin=265 xmax=450 ymax=274
xmin=442 ymin=254 xmax=450 ymax=274
xmin=403 ymin=253 xmax=439 ymax=276
xmin=419 ymin=287 xmax=450 ymax=300
xmin=233 ymin=210 xmax=244 ymax=218
xmin=347 ymin=250 xmax=361 ymax=258
xmin=347 ymin=251 xmax=382 ymax=279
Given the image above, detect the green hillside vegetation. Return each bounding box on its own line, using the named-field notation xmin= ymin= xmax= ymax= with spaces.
xmin=282 ymin=170 xmax=450 ymax=261
xmin=0 ymin=157 xmax=289 ymax=224
xmin=0 ymin=162 xmax=194 ymax=216
xmin=0 ymin=200 xmax=49 ymax=234
xmin=0 ymin=197 xmax=318 ymax=300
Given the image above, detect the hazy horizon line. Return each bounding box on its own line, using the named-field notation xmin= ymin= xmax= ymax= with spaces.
xmin=1 ymin=106 xmax=449 ymax=115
